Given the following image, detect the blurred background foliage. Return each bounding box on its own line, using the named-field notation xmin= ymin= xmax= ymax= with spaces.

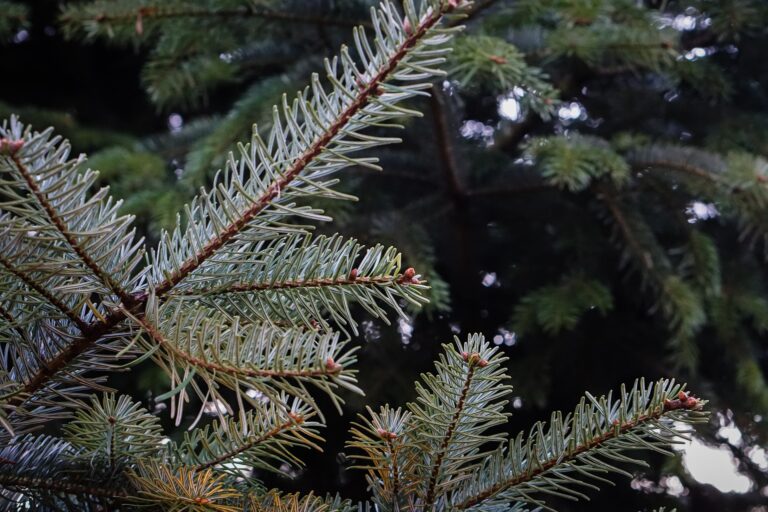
xmin=2 ymin=0 xmax=768 ymax=509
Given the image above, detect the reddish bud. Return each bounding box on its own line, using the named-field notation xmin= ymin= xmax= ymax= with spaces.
xmin=376 ymin=428 xmax=397 ymax=440
xmin=403 ymin=18 xmax=412 ymax=35
xmin=677 ymin=391 xmax=688 ymax=401
xmin=348 ymin=268 xmax=358 ymax=280
xmin=325 ymin=357 xmax=342 ymax=372
xmin=462 ymin=351 xmax=486 ymax=367
xmin=403 ymin=267 xmax=416 ymax=280
xmin=288 ymin=412 xmax=304 ymax=424
xmin=0 ymin=139 xmax=24 ymax=156
xmin=489 ymin=55 xmax=507 ymax=65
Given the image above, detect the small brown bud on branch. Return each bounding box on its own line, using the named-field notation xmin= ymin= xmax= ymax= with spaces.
xmin=0 ymin=139 xmax=24 ymax=156
xmin=325 ymin=357 xmax=342 ymax=372
xmin=376 ymin=428 xmax=398 ymax=440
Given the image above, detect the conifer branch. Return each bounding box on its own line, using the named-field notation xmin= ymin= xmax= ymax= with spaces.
xmin=1 ymin=0 xmax=460 ymax=416
xmin=423 ymin=358 xmax=476 ymax=507
xmin=0 ymin=302 xmax=30 ymax=347
xmin=148 ymin=1 xmax=460 ymax=298
xmin=191 ymin=418 xmax=296 ymax=472
xmin=0 ymin=435 xmax=129 ymax=506
xmin=0 ymin=255 xmax=88 ymax=331
xmin=17 ymin=311 xmax=125 ymax=400
xmin=132 ymin=314 xmax=344 ymax=380
xmin=408 ymin=335 xmax=511 ymax=507
xmin=0 ymin=474 xmax=126 ymax=500
xmin=453 ymin=381 xmax=707 ymax=509
xmin=632 ymin=159 xmax=725 ymax=185
xmin=177 ymin=273 xmax=424 ymax=295
xmin=8 ymin=152 xmax=136 ymax=307
xmin=180 ymin=402 xmax=323 ymax=476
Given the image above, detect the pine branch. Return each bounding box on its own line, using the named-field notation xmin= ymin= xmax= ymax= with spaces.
xmin=176 ymin=398 xmax=322 ymax=478
xmin=0 ymin=252 xmax=88 ymax=331
xmin=596 ymin=186 xmax=704 ymax=370
xmin=0 ymin=435 xmax=128 ymax=507
xmin=62 ymin=394 xmax=164 ymax=466
xmin=165 ymin=233 xmax=427 ymax=333
xmin=511 ymin=274 xmax=613 ymax=337
xmin=347 ymin=405 xmax=417 ymax=509
xmin=0 ymin=0 xmax=464 ymax=422
xmin=423 ymin=354 xmax=477 ymax=507
xmin=409 ymin=334 xmax=512 ymax=507
xmin=7 ymin=152 xmax=136 ymax=306
xmin=129 ymin=304 xmax=361 ymax=420
xmin=146 ymin=1 xmax=463 ymax=297
xmin=129 ymin=465 xmax=241 ymax=511
xmin=526 ymin=135 xmax=629 ymax=192
xmin=448 ymin=35 xmax=558 ymax=115
xmin=452 ymin=380 xmax=707 ymax=510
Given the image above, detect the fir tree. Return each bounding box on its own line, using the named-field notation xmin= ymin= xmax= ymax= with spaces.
xmin=0 ymin=1 xmax=715 ymax=510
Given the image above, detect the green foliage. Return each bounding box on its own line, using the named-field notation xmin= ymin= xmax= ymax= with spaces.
xmin=59 ymin=0 xmax=372 ymax=109
xmin=525 ymin=135 xmax=629 ymax=191
xmin=348 ymin=336 xmax=706 ymax=510
xmin=511 ymin=274 xmax=613 ymax=336
xmin=172 ymin=397 xmax=322 ymax=479
xmin=449 ymin=35 xmax=558 ymax=117
xmin=64 ymin=394 xmax=164 ymax=464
